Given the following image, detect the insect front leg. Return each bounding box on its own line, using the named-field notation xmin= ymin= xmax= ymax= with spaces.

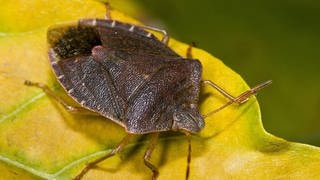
xmin=24 ymin=80 xmax=99 ymax=115
xmin=144 ymin=133 xmax=160 ymax=180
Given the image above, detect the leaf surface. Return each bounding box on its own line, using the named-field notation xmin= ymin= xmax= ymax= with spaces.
xmin=0 ymin=0 xmax=320 ymax=179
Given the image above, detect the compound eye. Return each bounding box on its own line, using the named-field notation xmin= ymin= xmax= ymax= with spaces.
xmin=173 ymin=109 xmax=204 ymax=133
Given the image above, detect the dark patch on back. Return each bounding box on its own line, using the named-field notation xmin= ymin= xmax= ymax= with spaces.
xmin=48 ymin=26 xmax=102 ymax=59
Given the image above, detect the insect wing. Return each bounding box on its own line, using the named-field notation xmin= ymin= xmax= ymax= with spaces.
xmin=47 ymin=21 xmax=202 ymax=133
xmin=92 ymin=47 xmax=202 ymax=133
xmin=50 ymin=51 xmax=128 ymax=125
xmin=79 ymin=19 xmax=179 ymax=57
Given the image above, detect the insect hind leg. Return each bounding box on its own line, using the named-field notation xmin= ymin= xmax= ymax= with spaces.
xmin=102 ymin=2 xmax=168 ymax=44
xmin=24 ymin=80 xmax=98 ymax=115
xmin=135 ymin=24 xmax=170 ymax=45
xmin=104 ymin=2 xmax=112 ymax=20
xmin=186 ymin=42 xmax=196 ymax=58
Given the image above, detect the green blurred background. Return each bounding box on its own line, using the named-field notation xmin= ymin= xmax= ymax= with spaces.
xmin=112 ymin=0 xmax=320 ymax=146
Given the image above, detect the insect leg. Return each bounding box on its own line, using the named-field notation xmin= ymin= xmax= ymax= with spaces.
xmin=24 ymin=80 xmax=98 ymax=115
xmin=186 ymin=42 xmax=196 ymax=58
xmin=144 ymin=133 xmax=160 ymax=180
xmin=202 ymin=80 xmax=272 ymax=118
xmin=185 ymin=133 xmax=192 ymax=180
xmin=102 ymin=2 xmax=169 ymax=44
xmin=104 ymin=2 xmax=111 ymax=20
xmin=74 ymin=134 xmax=134 ymax=180
xmin=135 ymin=24 xmax=169 ymax=45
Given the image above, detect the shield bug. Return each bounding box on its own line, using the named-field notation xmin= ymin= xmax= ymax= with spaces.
xmin=25 ymin=4 xmax=272 ymax=180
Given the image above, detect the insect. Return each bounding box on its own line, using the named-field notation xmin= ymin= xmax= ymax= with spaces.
xmin=25 ymin=4 xmax=272 ymax=180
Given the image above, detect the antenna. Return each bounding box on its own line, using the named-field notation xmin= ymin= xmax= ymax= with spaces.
xmin=202 ymin=80 xmax=272 ymax=118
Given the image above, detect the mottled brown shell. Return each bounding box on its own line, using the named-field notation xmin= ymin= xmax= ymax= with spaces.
xmin=47 ymin=19 xmax=204 ymax=134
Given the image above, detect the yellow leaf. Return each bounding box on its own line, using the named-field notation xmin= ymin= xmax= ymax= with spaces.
xmin=1 ymin=0 xmax=320 ymax=179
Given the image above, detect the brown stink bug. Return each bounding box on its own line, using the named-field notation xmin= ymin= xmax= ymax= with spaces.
xmin=25 ymin=4 xmax=272 ymax=180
